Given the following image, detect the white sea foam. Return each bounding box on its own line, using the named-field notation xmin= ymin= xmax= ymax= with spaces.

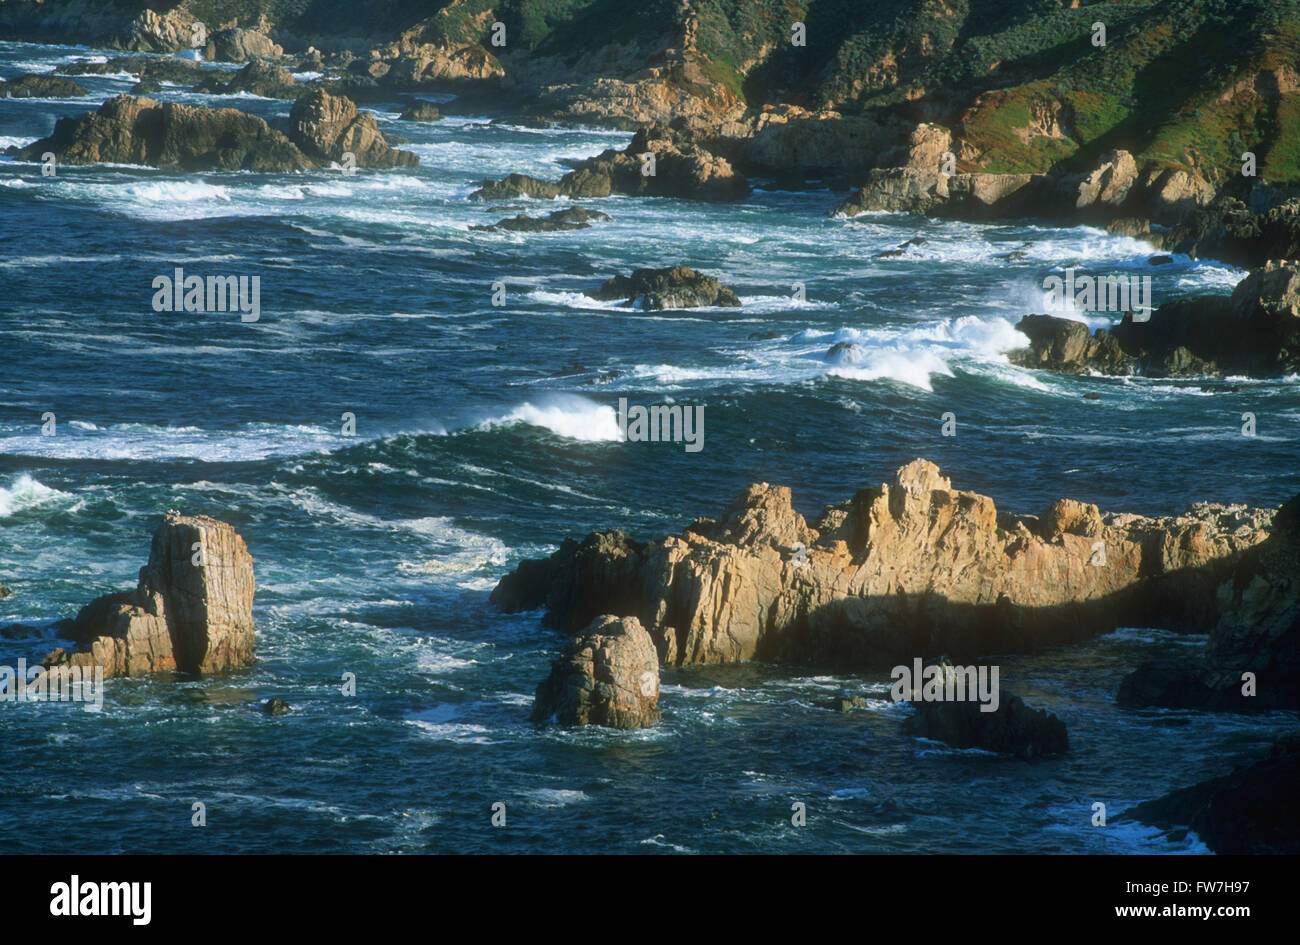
xmin=0 ymin=474 xmax=70 ymax=517
xmin=477 ymin=396 xmax=621 ymax=441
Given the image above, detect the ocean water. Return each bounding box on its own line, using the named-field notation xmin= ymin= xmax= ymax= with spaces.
xmin=1 ymin=41 xmax=1298 ymax=854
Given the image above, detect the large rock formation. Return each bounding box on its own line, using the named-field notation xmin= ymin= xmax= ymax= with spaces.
xmin=12 ymin=95 xmax=311 ymax=172
xmin=10 ymin=92 xmax=418 ymax=172
xmin=42 ymin=513 xmax=256 ymax=678
xmin=1122 ymin=736 xmax=1300 ymax=854
xmin=1009 ymin=260 xmax=1300 ymax=378
xmin=204 ymin=27 xmax=283 ymax=63
xmin=1119 ymin=493 xmax=1300 ymax=712
xmin=531 ymin=615 xmax=661 ymax=729
xmin=288 ymin=89 xmax=418 ymax=169
xmin=1163 ymin=197 xmax=1300 ymax=269
xmin=593 ymin=266 xmax=740 ymax=310
xmin=472 ymin=125 xmax=748 ymax=203
xmin=492 ymin=460 xmax=1271 ymax=669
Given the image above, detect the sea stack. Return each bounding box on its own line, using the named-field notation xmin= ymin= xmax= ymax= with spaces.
xmin=43 ymin=513 xmax=256 ymax=678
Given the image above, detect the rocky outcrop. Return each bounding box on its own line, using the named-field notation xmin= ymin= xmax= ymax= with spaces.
xmin=593 ymin=266 xmax=740 ymax=310
xmin=531 ymin=615 xmax=661 ymax=729
xmin=903 ymin=693 xmax=1069 ymax=759
xmin=1119 ymin=493 xmax=1300 ymax=712
xmin=0 ymin=73 xmax=86 ymax=98
xmin=1165 ymin=197 xmax=1300 ymax=269
xmin=472 ymin=125 xmax=748 ymax=203
xmin=398 ymin=101 xmax=441 ymax=122
xmin=492 ymin=459 xmax=1271 ymax=669
xmin=12 ymin=95 xmax=311 ymax=171
xmin=204 ymin=27 xmax=283 ymax=63
xmin=117 ymin=7 xmax=197 ymax=54
xmin=41 ymin=513 xmax=256 ymax=679
xmin=1009 ymin=260 xmax=1300 ymax=378
xmin=288 ymin=90 xmax=418 ymax=169
xmin=470 ymin=207 xmax=610 ymax=232
xmin=1122 ymin=736 xmax=1300 ymax=854
xmin=197 ymin=61 xmax=298 ymax=99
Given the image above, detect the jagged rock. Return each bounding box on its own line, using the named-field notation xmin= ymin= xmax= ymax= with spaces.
xmin=398 ymin=101 xmax=441 ymax=122
xmin=1165 ymin=197 xmax=1300 ymax=268
xmin=288 ymin=89 xmax=418 ymax=169
xmin=903 ymin=694 xmax=1068 ymax=759
xmin=117 ymin=7 xmax=197 ymax=53
xmin=0 ymin=73 xmax=86 ymax=98
xmin=493 ymin=459 xmax=1271 ymax=669
xmin=41 ymin=513 xmax=256 ymax=678
xmin=1119 ymin=493 xmax=1300 ymax=711
xmin=593 ymin=266 xmax=740 ymax=310
xmin=12 ymin=95 xmax=311 ymax=171
xmin=1009 ymin=260 xmax=1300 ymax=378
xmin=1122 ymin=736 xmax=1300 ymax=853
xmin=197 ymin=61 xmax=298 ymax=98
xmin=204 ymin=27 xmax=283 ymax=63
xmin=530 ymin=615 xmax=661 ymax=729
xmin=262 ymin=697 xmax=292 ymax=716
xmin=473 ymin=125 xmax=748 ymax=203
xmin=1073 ymin=149 xmax=1138 ymax=213
xmin=470 ymin=207 xmax=610 ymax=232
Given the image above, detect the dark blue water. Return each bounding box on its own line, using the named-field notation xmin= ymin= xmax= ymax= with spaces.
xmin=2 ymin=41 xmax=1298 ymax=853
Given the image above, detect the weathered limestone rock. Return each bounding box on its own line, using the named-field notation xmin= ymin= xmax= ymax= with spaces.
xmin=531 ymin=615 xmax=661 ymax=728
xmin=593 ymin=266 xmax=741 ymax=310
xmin=288 ymin=89 xmax=418 ymax=169
xmin=493 ymin=459 xmax=1271 ymax=670
xmin=42 ymin=513 xmax=255 ymax=678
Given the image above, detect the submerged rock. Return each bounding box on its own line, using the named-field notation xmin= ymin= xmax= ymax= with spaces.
xmin=593 ymin=266 xmax=740 ymax=310
xmin=41 ymin=513 xmax=256 ymax=678
xmin=1122 ymin=736 xmax=1300 ymax=853
xmin=262 ymin=697 xmax=292 ymax=716
xmin=531 ymin=615 xmax=661 ymax=729
xmin=903 ymin=694 xmax=1068 ymax=759
xmin=470 ymin=207 xmax=610 ymax=232
xmin=492 ymin=459 xmax=1271 ymax=669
